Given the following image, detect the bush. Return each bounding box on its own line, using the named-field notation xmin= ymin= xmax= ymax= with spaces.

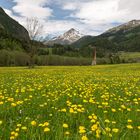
xmin=34 ymin=55 xmax=92 ymax=66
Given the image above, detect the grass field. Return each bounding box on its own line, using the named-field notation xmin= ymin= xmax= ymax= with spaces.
xmin=0 ymin=64 xmax=140 ymax=140
xmin=120 ymin=52 xmax=140 ymax=59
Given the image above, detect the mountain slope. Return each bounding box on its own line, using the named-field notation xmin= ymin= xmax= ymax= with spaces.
xmin=0 ymin=7 xmax=29 ymax=41
xmin=71 ymin=35 xmax=94 ymax=48
xmin=72 ymin=20 xmax=140 ymax=52
xmin=46 ymin=28 xmax=84 ymax=45
xmin=101 ymin=20 xmax=140 ymax=51
xmin=105 ymin=20 xmax=140 ymax=34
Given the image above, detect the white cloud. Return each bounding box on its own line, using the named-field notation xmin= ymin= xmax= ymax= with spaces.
xmin=12 ymin=0 xmax=52 ymax=19
xmin=42 ymin=19 xmax=114 ymax=37
xmin=60 ymin=0 xmax=140 ymax=34
xmin=118 ymin=0 xmax=140 ymax=21
xmin=4 ymin=0 xmax=140 ymax=37
xmin=63 ymin=0 xmax=127 ymax=24
xmin=43 ymin=20 xmax=101 ymax=36
xmin=62 ymin=3 xmax=78 ymax=11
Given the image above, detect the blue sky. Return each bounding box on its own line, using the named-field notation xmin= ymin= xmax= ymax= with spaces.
xmin=0 ymin=0 xmax=14 ymax=9
xmin=0 ymin=0 xmax=140 ymax=36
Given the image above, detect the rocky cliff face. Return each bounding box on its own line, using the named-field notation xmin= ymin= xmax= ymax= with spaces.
xmin=0 ymin=7 xmax=30 ymax=41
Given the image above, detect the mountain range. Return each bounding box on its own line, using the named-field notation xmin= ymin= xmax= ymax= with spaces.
xmin=71 ymin=20 xmax=140 ymax=53
xmin=46 ymin=19 xmax=140 ymax=52
xmin=0 ymin=7 xmax=140 ymax=55
xmin=0 ymin=7 xmax=140 ymax=66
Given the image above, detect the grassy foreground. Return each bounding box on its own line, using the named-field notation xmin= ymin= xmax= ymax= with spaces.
xmin=0 ymin=64 xmax=140 ymax=140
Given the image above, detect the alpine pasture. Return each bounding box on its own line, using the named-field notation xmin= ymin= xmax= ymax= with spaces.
xmin=0 ymin=64 xmax=140 ymax=140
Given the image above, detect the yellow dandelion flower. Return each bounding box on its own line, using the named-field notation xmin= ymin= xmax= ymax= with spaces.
xmin=44 ymin=127 xmax=50 ymax=132
xmin=69 ymin=108 xmax=74 ymax=113
xmin=96 ymin=133 xmax=100 ymax=138
xmin=79 ymin=126 xmax=86 ymax=134
xmin=0 ymin=120 xmax=2 ymax=125
xmin=44 ymin=122 xmax=49 ymax=126
xmin=127 ymin=108 xmax=131 ymax=111
xmin=105 ymin=127 xmax=111 ymax=132
xmin=10 ymin=136 xmax=15 ymax=140
xmin=91 ymin=124 xmax=98 ymax=131
xmin=112 ymin=121 xmax=116 ymax=124
xmin=39 ymin=123 xmax=43 ymax=127
xmin=127 ymin=119 xmax=132 ymax=123
xmin=96 ymin=129 xmax=101 ymax=138
xmin=111 ymin=108 xmax=116 ymax=112
xmin=93 ymin=115 xmax=97 ymax=120
xmin=15 ymin=128 xmax=20 ymax=132
xmin=79 ymin=126 xmax=85 ymax=130
xmin=49 ymin=114 xmax=53 ymax=116
xmin=79 ymin=129 xmax=86 ymax=134
xmin=91 ymin=119 xmax=96 ymax=123
xmin=11 ymin=131 xmax=16 ymax=135
xmin=0 ymin=101 xmax=3 ymax=105
xmin=17 ymin=124 xmax=22 ymax=127
xmin=121 ymin=105 xmax=126 ymax=109
xmin=105 ymin=119 xmax=110 ymax=123
xmin=31 ymin=121 xmax=37 ymax=126
xmin=88 ymin=116 xmax=92 ymax=119
xmin=81 ymin=135 xmax=88 ymax=140
xmin=65 ymin=131 xmax=70 ymax=135
xmin=11 ymin=103 xmax=17 ymax=107
xmin=14 ymin=133 xmax=18 ymax=137
xmin=63 ymin=123 xmax=68 ymax=128
xmin=112 ymin=128 xmax=119 ymax=133
xmin=61 ymin=108 xmax=66 ymax=112
xmin=109 ymin=133 xmax=112 ymax=137
xmin=127 ymin=125 xmax=133 ymax=129
xmin=21 ymin=126 xmax=27 ymax=130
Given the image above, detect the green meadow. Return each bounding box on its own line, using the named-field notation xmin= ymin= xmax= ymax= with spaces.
xmin=0 ymin=64 xmax=140 ymax=140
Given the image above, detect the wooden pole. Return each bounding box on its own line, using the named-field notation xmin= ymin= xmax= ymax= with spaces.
xmin=91 ymin=47 xmax=96 ymax=65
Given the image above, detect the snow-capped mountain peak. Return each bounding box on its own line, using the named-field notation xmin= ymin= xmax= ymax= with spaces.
xmin=46 ymin=28 xmax=84 ymax=45
xmin=63 ymin=28 xmax=83 ymax=37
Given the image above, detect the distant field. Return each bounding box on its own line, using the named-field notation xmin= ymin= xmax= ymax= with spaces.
xmin=0 ymin=64 xmax=140 ymax=140
xmin=120 ymin=52 xmax=140 ymax=59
